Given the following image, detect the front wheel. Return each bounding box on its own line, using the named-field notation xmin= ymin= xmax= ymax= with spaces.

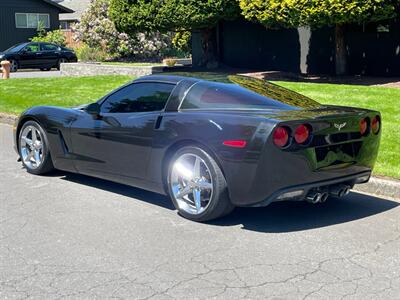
xmin=19 ymin=121 xmax=54 ymax=175
xmin=167 ymin=146 xmax=234 ymax=222
xmin=9 ymin=60 xmax=18 ymax=72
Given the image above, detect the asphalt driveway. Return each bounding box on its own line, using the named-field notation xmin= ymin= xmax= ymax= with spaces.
xmin=1 ymin=123 xmax=399 ymax=299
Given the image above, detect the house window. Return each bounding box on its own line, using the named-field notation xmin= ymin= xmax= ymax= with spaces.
xmin=15 ymin=13 xmax=50 ymax=29
xmin=60 ymin=21 xmax=71 ymax=30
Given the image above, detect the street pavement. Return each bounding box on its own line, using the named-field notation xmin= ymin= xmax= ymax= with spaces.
xmin=8 ymin=70 xmax=61 ymax=79
xmin=1 ymin=123 xmax=399 ymax=299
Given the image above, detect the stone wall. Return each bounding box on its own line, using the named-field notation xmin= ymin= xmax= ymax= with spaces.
xmin=60 ymin=63 xmax=165 ymax=77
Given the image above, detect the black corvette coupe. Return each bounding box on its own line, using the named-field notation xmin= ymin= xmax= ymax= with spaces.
xmin=0 ymin=42 xmax=77 ymax=72
xmin=13 ymin=75 xmax=381 ymax=221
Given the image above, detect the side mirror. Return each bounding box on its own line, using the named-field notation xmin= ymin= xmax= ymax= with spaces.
xmin=85 ymin=102 xmax=101 ymax=117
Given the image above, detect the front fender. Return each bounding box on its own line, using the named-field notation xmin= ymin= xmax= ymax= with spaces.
xmin=14 ymin=106 xmax=81 ymax=172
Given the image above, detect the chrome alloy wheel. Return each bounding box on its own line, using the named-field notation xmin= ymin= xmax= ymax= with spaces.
xmin=20 ymin=126 xmax=44 ymax=169
xmin=170 ymin=153 xmax=213 ymax=215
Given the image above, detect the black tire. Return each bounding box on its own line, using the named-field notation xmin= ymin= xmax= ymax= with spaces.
xmin=18 ymin=121 xmax=54 ymax=175
xmin=40 ymin=68 xmax=51 ymax=71
xmin=57 ymin=58 xmax=67 ymax=70
xmin=9 ymin=60 xmax=18 ymax=72
xmin=167 ymin=146 xmax=234 ymax=222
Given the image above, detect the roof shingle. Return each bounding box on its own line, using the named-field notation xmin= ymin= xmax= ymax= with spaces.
xmin=53 ymin=0 xmax=91 ymax=21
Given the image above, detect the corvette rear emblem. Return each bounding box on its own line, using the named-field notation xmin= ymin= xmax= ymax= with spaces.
xmin=334 ymin=122 xmax=347 ymax=131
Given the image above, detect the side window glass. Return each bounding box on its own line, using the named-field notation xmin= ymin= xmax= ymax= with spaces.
xmin=101 ymin=82 xmax=175 ymax=113
xmin=24 ymin=43 xmax=40 ymax=53
xmin=41 ymin=43 xmax=58 ymax=51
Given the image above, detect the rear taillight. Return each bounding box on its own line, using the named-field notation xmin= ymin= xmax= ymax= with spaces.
xmin=294 ymin=124 xmax=311 ymax=144
xmin=273 ymin=126 xmax=290 ymax=148
xmin=359 ymin=118 xmax=369 ymax=136
xmin=372 ymin=115 xmax=380 ymax=134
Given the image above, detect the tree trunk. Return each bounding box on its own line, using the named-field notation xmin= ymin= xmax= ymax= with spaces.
xmin=334 ymin=24 xmax=347 ymax=76
xmin=197 ymin=27 xmax=219 ymax=69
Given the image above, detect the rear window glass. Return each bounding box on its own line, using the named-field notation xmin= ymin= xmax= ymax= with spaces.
xmin=180 ymin=81 xmax=295 ymax=110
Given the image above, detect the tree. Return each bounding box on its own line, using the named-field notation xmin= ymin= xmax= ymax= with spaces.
xmin=74 ymin=0 xmax=172 ymax=59
xmin=109 ymin=0 xmax=240 ymax=67
xmin=240 ymin=0 xmax=399 ymax=75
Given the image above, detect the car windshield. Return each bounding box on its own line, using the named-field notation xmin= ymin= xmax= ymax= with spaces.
xmin=181 ymin=76 xmax=321 ymax=111
xmin=4 ymin=43 xmax=28 ymax=53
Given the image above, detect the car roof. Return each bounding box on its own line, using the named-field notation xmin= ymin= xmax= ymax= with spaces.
xmin=135 ymin=75 xmax=200 ymax=85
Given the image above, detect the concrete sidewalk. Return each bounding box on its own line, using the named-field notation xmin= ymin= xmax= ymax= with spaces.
xmin=2 ymin=70 xmax=61 ymax=79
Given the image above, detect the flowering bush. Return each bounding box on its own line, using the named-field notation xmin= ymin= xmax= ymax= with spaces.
xmin=73 ymin=0 xmax=172 ymax=60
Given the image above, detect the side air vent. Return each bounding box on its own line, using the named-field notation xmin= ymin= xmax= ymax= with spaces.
xmin=58 ymin=130 xmax=70 ymax=155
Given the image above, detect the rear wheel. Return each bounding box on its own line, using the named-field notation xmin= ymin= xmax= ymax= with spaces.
xmin=167 ymin=146 xmax=234 ymax=222
xmin=57 ymin=58 xmax=67 ymax=70
xmin=19 ymin=121 xmax=54 ymax=175
xmin=9 ymin=60 xmax=18 ymax=72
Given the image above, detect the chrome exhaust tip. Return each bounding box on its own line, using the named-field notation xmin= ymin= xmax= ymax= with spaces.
xmin=330 ymin=184 xmax=350 ymax=198
xmin=320 ymin=192 xmax=329 ymax=203
xmin=306 ymin=191 xmax=322 ymax=204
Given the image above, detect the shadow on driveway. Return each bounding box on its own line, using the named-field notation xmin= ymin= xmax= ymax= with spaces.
xmin=59 ymin=172 xmax=175 ymax=210
xmin=56 ymin=172 xmax=398 ymax=233
xmin=210 ymin=192 xmax=399 ymax=232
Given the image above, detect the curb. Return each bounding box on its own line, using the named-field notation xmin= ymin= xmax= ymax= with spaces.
xmin=0 ymin=112 xmax=17 ymax=125
xmin=354 ymin=177 xmax=400 ymax=200
xmin=0 ymin=113 xmax=398 ymax=200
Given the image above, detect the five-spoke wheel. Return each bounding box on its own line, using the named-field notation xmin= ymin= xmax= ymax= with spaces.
xmin=20 ymin=125 xmax=44 ymax=169
xmin=19 ymin=121 xmax=54 ymax=175
xmin=168 ymin=146 xmax=234 ymax=222
xmin=170 ymin=153 xmax=213 ymax=215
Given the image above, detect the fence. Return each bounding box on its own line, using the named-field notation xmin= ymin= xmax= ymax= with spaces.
xmin=62 ymin=30 xmax=80 ymax=48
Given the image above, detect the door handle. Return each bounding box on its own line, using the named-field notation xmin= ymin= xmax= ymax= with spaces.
xmin=154 ymin=115 xmax=163 ymax=129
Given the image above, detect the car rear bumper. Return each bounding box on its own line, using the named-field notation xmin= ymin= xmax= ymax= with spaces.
xmin=247 ymin=170 xmax=371 ymax=207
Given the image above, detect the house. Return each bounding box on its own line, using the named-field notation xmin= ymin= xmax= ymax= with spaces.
xmin=52 ymin=0 xmax=91 ymax=47
xmin=0 ymin=0 xmax=73 ymax=51
xmin=52 ymin=0 xmax=91 ymax=30
xmin=192 ymin=18 xmax=400 ymax=76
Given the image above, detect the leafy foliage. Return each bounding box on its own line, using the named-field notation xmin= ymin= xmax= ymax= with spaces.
xmin=73 ymin=0 xmax=172 ymax=59
xmin=239 ymin=0 xmax=400 ymax=28
xmin=74 ymin=44 xmax=108 ymax=62
xmin=31 ymin=23 xmax=66 ymax=46
xmin=172 ymin=31 xmax=192 ymax=55
xmin=109 ymin=0 xmax=240 ymax=32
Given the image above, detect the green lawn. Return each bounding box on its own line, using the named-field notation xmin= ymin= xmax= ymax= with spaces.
xmin=0 ymin=76 xmax=132 ymax=115
xmin=0 ymin=74 xmax=398 ymax=179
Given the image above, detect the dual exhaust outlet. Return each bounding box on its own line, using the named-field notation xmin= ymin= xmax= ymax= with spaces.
xmin=306 ymin=184 xmax=350 ymax=204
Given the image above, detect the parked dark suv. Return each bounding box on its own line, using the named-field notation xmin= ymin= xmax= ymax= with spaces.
xmin=0 ymin=42 xmax=78 ymax=72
